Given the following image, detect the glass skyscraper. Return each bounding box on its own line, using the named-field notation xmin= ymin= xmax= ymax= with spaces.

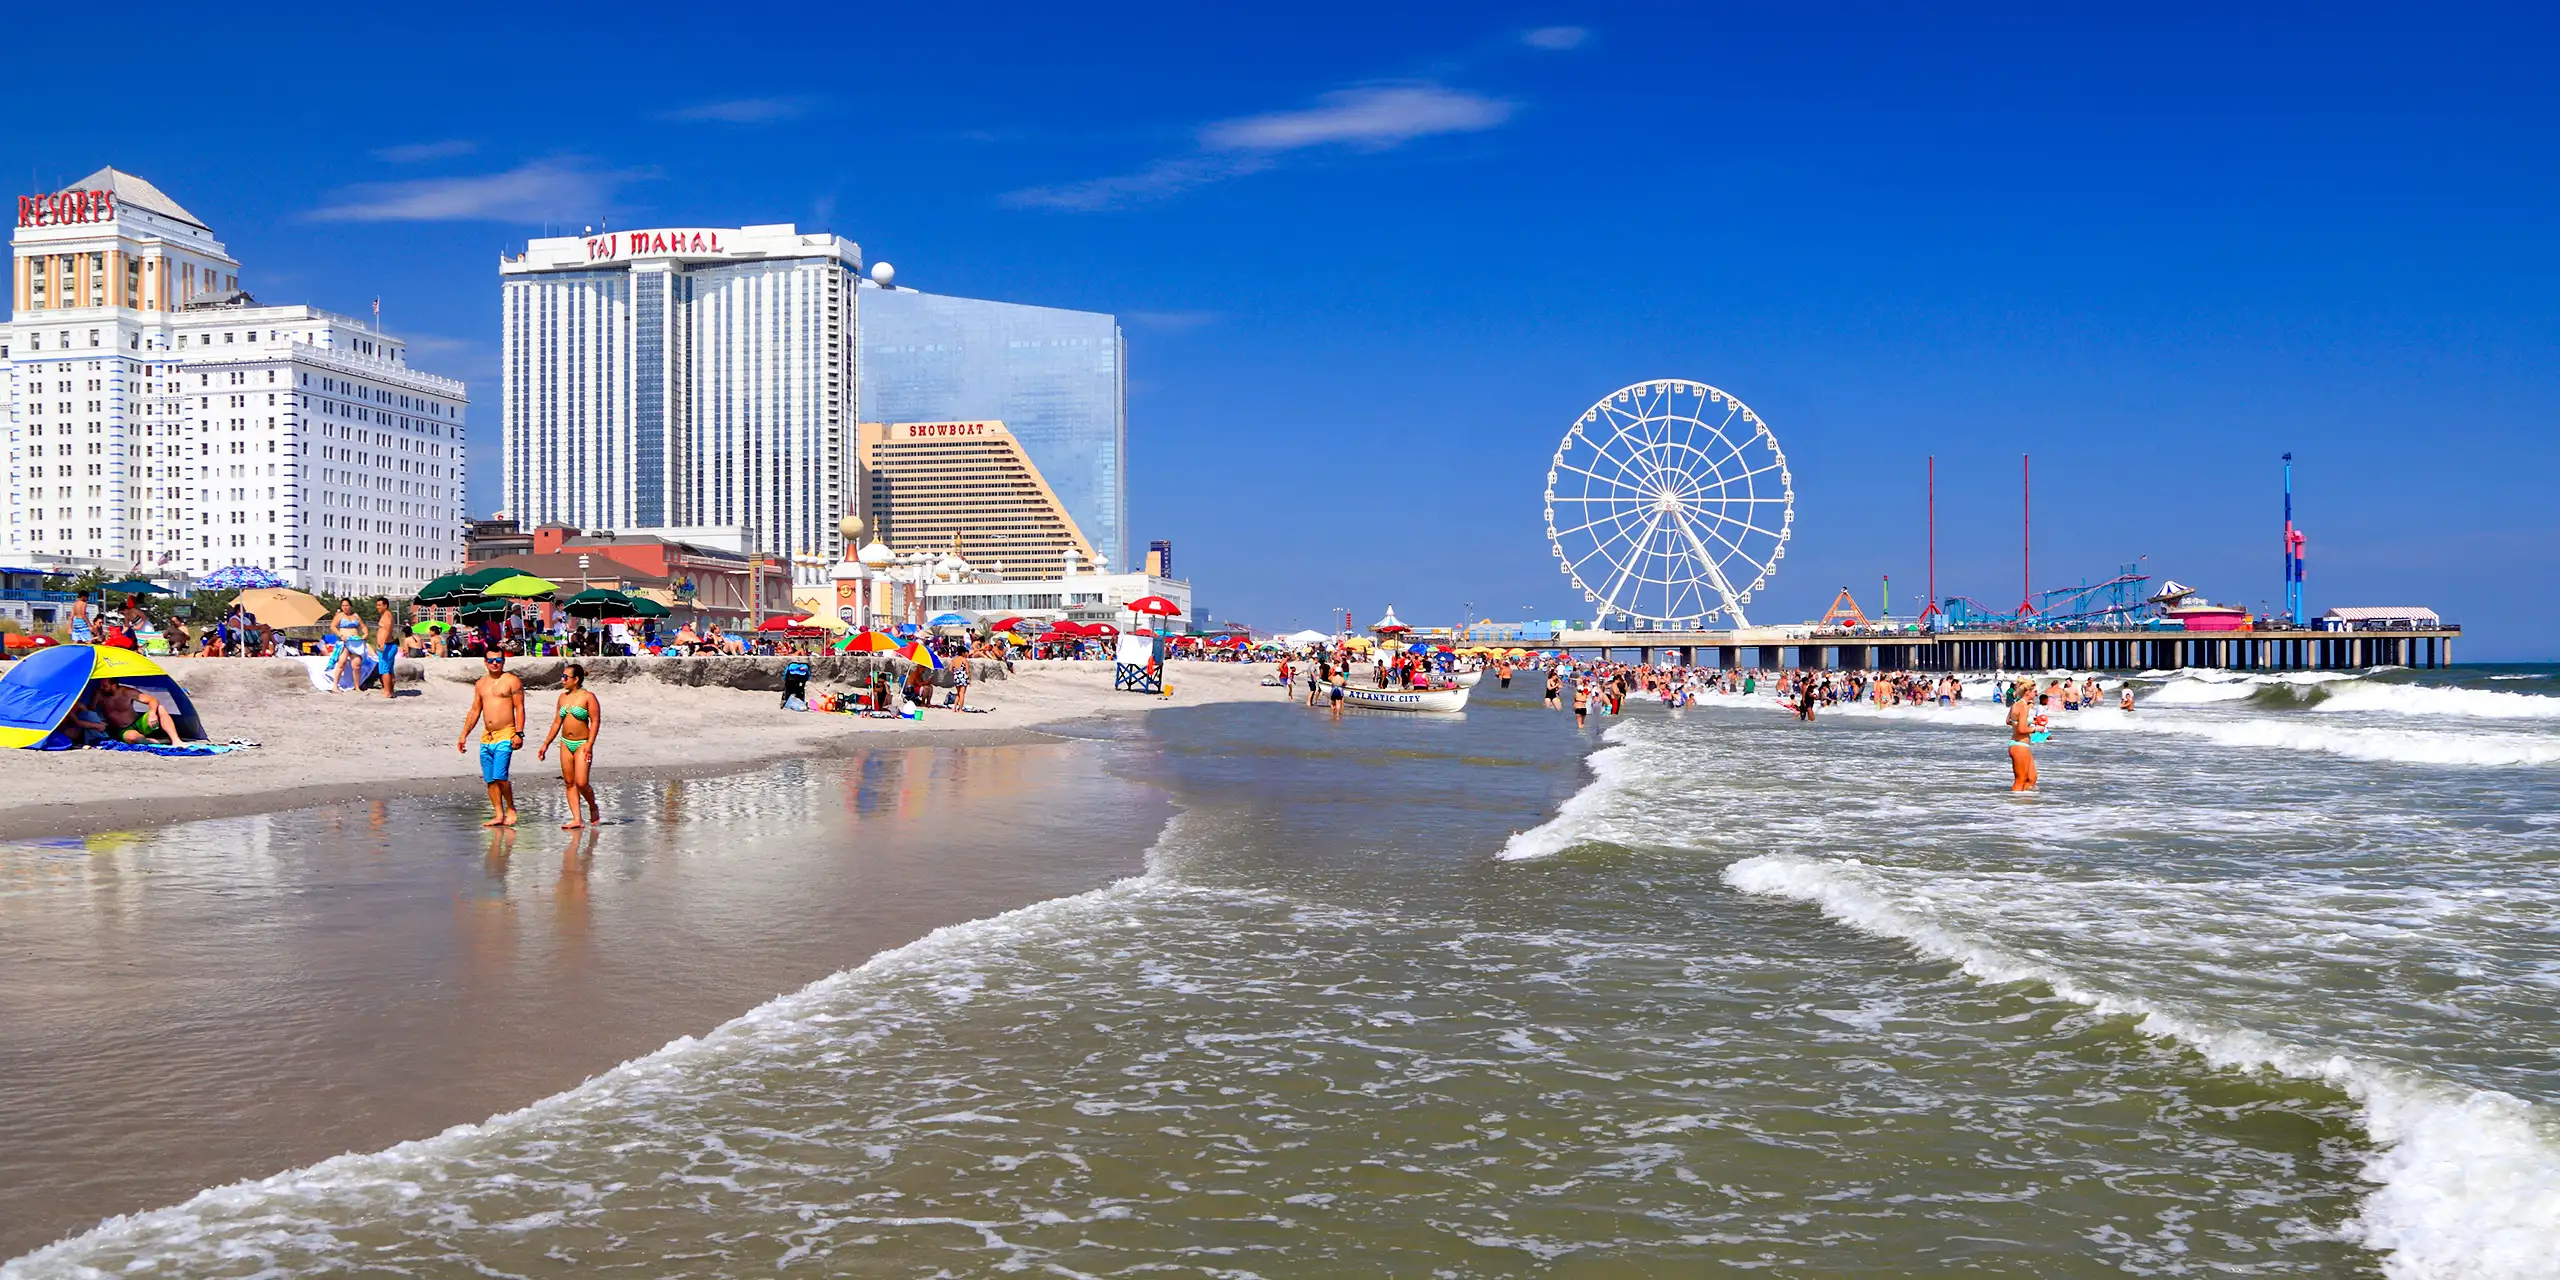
xmin=856 ymin=287 xmax=1126 ymax=570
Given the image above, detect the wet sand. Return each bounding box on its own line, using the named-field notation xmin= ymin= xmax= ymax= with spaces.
xmin=0 ymin=736 xmax=1174 ymax=1259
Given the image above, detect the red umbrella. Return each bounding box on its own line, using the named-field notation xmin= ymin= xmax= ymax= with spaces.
xmin=1044 ymin=620 xmax=1089 ymax=637
xmin=1087 ymin=623 xmax=1120 ymax=636
xmin=990 ymin=616 xmax=1027 ymax=632
xmin=1127 ymin=595 xmax=1181 ymax=617
xmin=755 ymin=615 xmax=801 ymax=632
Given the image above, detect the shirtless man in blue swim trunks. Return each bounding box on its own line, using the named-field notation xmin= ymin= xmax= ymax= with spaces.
xmin=456 ymin=653 xmax=527 ymax=826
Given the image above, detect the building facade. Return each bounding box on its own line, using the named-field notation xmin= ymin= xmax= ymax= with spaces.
xmin=858 ymin=418 xmax=1096 ymax=577
xmin=499 ymin=225 xmax=860 ymax=585
xmin=4 ymin=168 xmax=468 ymax=594
xmin=857 ymin=287 xmax=1126 ymax=571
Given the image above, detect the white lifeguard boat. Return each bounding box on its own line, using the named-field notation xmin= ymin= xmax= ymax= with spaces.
xmin=1339 ymin=682 xmax=1474 ymax=712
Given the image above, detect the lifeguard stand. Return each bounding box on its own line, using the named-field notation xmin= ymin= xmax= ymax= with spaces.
xmin=1112 ymin=632 xmax=1165 ymax=694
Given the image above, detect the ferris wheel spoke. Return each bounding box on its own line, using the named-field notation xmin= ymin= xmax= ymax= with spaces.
xmin=1584 ymin=409 xmax=1673 ymax=491
xmin=1698 ymin=510 xmax=1786 ymax=543
xmin=1561 ymin=534 xmax=1638 ymax=584
xmin=1696 ymin=459 xmax=1783 ymax=493
xmin=1551 ymin=460 xmax=1651 ymax=494
xmin=1669 ymin=509 xmax=1752 ymax=625
xmin=1680 ymin=403 xmax=1735 ymax=471
xmin=1593 ymin=512 xmax=1666 ymax=614
xmin=1549 ymin=507 xmax=1650 ymax=543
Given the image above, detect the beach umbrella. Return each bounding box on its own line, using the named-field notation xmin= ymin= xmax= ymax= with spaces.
xmin=197 ymin=564 xmax=284 ymax=591
xmin=897 ymin=639 xmax=942 ymax=668
xmin=233 ymin=587 xmax=330 ymax=630
xmin=988 ymin=616 xmax=1026 ymax=632
xmin=842 ymin=630 xmax=901 ymax=653
xmin=616 ymin=595 xmax=671 ymax=618
xmin=415 ymin=566 xmax=519 ymax=605
xmin=456 ymin=598 xmax=515 ymax=621
xmin=1086 ymin=623 xmax=1120 ymax=636
xmin=1127 ymin=595 xmax=1181 ymax=618
xmin=409 ymin=620 xmax=456 ymax=636
xmin=755 ymin=615 xmax=801 ymax=632
xmin=0 ymin=645 xmax=207 ymax=748
xmin=796 ymin=610 xmax=849 ymax=632
xmin=927 ymin=612 xmax=973 ymax=628
xmin=480 ymin=574 xmax=556 ymax=600
xmin=101 ymin=579 xmax=170 ymax=597
xmin=559 ymin=588 xmax=642 ymax=619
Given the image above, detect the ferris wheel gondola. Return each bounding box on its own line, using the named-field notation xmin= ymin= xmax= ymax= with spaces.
xmin=1544 ymin=379 xmax=1793 ymax=628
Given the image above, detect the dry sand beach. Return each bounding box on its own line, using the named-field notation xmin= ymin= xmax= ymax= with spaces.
xmin=0 ymin=655 xmax=1279 ymax=837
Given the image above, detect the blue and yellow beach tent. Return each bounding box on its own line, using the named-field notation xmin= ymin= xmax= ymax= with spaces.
xmin=0 ymin=645 xmax=206 ymax=749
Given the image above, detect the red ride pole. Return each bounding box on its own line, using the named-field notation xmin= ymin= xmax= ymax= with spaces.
xmin=2016 ymin=454 xmax=2033 ymax=618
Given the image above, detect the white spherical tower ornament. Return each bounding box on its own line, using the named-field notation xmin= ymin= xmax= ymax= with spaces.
xmin=869 ymin=261 xmax=895 ymax=287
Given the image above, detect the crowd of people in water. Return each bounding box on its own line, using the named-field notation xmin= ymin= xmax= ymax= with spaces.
xmin=1272 ymin=642 xmax=2141 ymax=793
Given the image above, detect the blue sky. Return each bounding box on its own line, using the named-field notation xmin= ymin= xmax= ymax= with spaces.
xmin=14 ymin=4 xmax=2556 ymax=654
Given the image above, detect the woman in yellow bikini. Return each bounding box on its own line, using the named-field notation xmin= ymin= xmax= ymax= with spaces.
xmin=537 ymin=663 xmax=604 ymax=829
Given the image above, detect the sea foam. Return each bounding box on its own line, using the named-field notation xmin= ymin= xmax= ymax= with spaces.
xmin=1724 ymin=852 xmax=2560 ymax=1280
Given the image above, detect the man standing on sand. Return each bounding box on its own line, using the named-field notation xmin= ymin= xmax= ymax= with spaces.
xmin=457 ymin=653 xmax=527 ymax=826
xmin=2007 ymin=678 xmax=2040 ymax=792
xmin=373 ymin=597 xmax=401 ymax=700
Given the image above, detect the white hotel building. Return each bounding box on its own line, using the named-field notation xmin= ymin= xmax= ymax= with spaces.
xmin=499 ymin=224 xmax=859 ymax=583
xmin=3 ymin=168 xmax=467 ymax=595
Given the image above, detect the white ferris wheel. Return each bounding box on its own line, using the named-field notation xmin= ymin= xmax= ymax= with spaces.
xmin=1545 ymin=379 xmax=1794 ymax=628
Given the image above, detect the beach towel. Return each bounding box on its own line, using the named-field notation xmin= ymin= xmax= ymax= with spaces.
xmin=296 ymin=647 xmax=385 ymax=692
xmin=88 ymin=740 xmax=238 ymax=757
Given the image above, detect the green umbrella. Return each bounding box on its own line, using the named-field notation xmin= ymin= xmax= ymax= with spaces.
xmin=457 ymin=598 xmax=515 ymax=621
xmin=480 ymin=574 xmax=556 ymax=600
xmin=409 ymin=620 xmax=457 ymax=636
xmin=101 ymin=579 xmax=171 ymax=596
xmin=620 ymin=595 xmax=672 ymax=618
xmin=415 ymin=565 xmax=518 ymax=605
xmin=559 ymin=588 xmax=639 ymax=619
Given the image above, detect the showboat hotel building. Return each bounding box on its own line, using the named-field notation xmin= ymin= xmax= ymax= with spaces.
xmin=4 ymin=168 xmax=469 ymax=596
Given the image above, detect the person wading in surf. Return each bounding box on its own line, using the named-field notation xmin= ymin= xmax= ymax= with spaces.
xmin=2007 ymin=678 xmax=2040 ymax=792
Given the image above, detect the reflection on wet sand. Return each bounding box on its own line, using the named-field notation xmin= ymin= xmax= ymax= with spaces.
xmin=0 ymin=740 xmax=1165 ymax=1260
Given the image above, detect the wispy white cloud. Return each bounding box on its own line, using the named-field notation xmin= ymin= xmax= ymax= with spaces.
xmin=306 ymin=159 xmax=647 ymax=223
xmin=1199 ymin=85 xmax=1514 ymax=151
xmin=1521 ymin=26 xmax=1589 ymax=50
xmin=373 ymin=139 xmax=478 ymax=163
xmin=1005 ymin=155 xmax=1271 ymax=211
xmin=657 ymin=96 xmax=815 ymax=124
xmin=1006 ymin=83 xmax=1513 ymax=211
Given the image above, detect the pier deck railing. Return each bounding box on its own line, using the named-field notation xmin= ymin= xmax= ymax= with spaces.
xmin=1535 ymin=624 xmax=2461 ymax=672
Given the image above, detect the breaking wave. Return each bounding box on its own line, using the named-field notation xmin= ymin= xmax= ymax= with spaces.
xmin=1725 ymin=852 xmax=2560 ymax=1280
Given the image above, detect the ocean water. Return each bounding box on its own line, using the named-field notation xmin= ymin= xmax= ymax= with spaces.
xmin=5 ymin=666 xmax=2556 ymax=1277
